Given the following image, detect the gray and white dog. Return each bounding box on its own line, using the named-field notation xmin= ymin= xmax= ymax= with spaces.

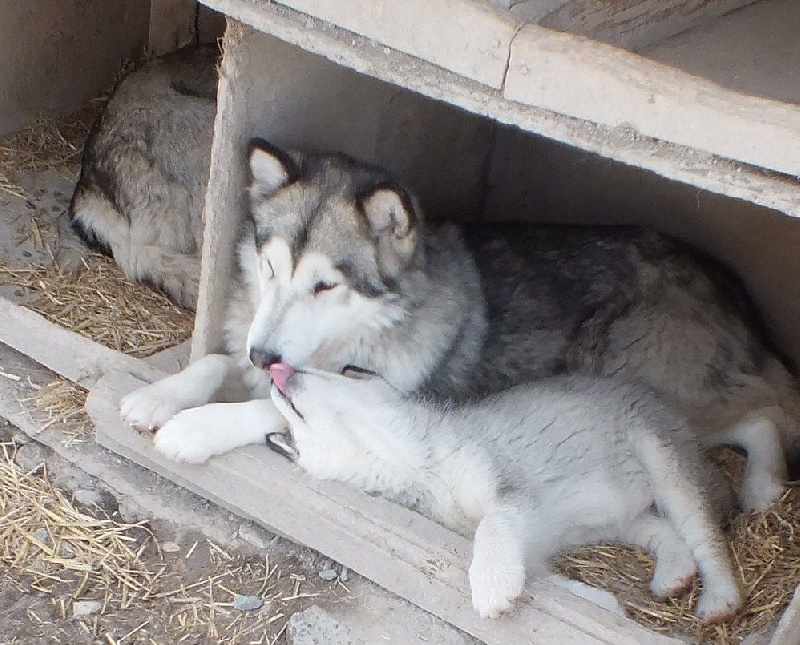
xmin=267 ymin=363 xmax=742 ymax=622
xmin=69 ymin=45 xmax=218 ymax=309
xmin=120 ymin=141 xmax=800 ymax=510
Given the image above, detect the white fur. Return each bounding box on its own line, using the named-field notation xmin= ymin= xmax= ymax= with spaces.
xmin=153 ymin=399 xmax=285 ymax=463
xmin=120 ymin=354 xmax=241 ymax=431
xmin=271 ymin=369 xmax=742 ymax=621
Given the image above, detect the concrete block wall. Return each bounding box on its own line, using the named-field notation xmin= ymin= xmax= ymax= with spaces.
xmin=0 ymin=0 xmax=149 ymax=136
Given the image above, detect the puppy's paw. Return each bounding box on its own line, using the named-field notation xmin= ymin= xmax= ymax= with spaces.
xmin=152 ymin=408 xmax=220 ymax=464
xmin=650 ymin=550 xmax=697 ymax=598
xmin=469 ymin=552 xmax=526 ymax=619
xmin=695 ymin=582 xmax=742 ymax=623
xmin=120 ymin=381 xmax=189 ymax=433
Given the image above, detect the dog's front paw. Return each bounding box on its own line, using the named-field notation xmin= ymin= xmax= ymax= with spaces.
xmin=120 ymin=381 xmax=188 ymax=433
xmin=468 ymin=551 xmax=526 ymax=619
xmin=152 ymin=408 xmax=220 ymax=464
xmin=694 ymin=581 xmax=742 ymax=623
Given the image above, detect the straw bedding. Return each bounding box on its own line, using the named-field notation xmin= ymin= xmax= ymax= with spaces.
xmin=0 ymin=254 xmax=194 ymax=358
xmin=0 ymin=439 xmax=340 ymax=643
xmin=556 ymin=450 xmax=800 ymax=643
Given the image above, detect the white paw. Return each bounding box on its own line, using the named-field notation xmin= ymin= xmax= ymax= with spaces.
xmin=740 ymin=474 xmax=784 ymax=511
xmin=650 ymin=550 xmax=697 ymax=598
xmin=120 ymin=381 xmax=195 ymax=432
xmin=695 ymin=581 xmax=742 ymax=623
xmin=469 ymin=551 xmax=526 ymax=619
xmin=152 ymin=408 xmax=220 ymax=464
xmin=151 ymin=401 xmax=275 ymax=464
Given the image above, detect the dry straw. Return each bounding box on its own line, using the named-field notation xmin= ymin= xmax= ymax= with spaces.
xmin=557 ymin=450 xmax=800 ymax=643
xmin=0 ymin=254 xmax=194 ymax=358
xmin=0 ymin=110 xmax=95 ymax=196
xmin=0 ymin=441 xmax=336 ymax=642
xmin=0 ymin=442 xmax=155 ymax=610
xmin=29 ymin=378 xmax=93 ymax=447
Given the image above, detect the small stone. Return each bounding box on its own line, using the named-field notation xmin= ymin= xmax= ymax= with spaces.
xmin=14 ymin=443 xmax=48 ymax=473
xmin=117 ymin=497 xmax=148 ymax=524
xmin=286 ymin=605 xmax=362 ymax=645
xmin=11 ymin=431 xmax=31 ymax=445
xmin=72 ymin=600 xmax=102 ymax=619
xmin=237 ymin=522 xmax=272 ymax=550
xmin=73 ymin=489 xmax=102 ymax=507
xmin=318 ymin=568 xmax=338 ymax=581
xmin=33 ymin=528 xmax=50 ymax=547
xmin=233 ymin=594 xmax=262 ymax=611
xmin=161 ymin=541 xmax=180 ymax=553
xmin=340 ymin=566 xmax=349 ymax=582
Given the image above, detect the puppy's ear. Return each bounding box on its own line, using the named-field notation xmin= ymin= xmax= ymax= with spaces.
xmin=248 ymin=138 xmax=300 ymax=195
xmin=357 ymin=183 xmax=421 ymax=275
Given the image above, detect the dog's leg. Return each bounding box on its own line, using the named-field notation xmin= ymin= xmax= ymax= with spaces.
xmin=468 ymin=505 xmax=527 ymax=619
xmin=634 ymin=435 xmax=742 ymax=623
xmin=121 ymin=354 xmax=244 ymax=432
xmin=623 ymin=511 xmax=697 ymax=598
xmin=152 ymin=398 xmax=286 ymax=463
xmin=117 ymin=242 xmax=201 ymax=310
xmin=711 ymin=409 xmax=786 ymax=510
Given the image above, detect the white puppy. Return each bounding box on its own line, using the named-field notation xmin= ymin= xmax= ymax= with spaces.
xmin=268 ymin=364 xmax=742 ymax=622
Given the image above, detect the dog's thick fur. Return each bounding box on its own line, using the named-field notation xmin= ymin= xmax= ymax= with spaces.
xmin=269 ymin=366 xmax=742 ymax=621
xmin=69 ymin=45 xmax=219 ymax=309
xmin=120 ymin=141 xmax=800 ymax=510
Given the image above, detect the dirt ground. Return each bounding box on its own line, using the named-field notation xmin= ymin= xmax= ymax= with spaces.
xmin=0 ymin=419 xmax=355 ymax=645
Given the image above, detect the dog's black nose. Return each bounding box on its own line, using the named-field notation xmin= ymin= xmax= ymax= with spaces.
xmin=249 ymin=348 xmax=281 ymax=370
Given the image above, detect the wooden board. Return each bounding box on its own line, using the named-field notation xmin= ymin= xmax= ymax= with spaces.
xmin=275 ymin=0 xmax=518 ymax=89
xmin=0 ymin=297 xmax=164 ymax=388
xmin=88 ymin=368 xmax=678 ymax=645
xmin=198 ymin=2 xmax=800 ymax=223
xmin=503 ymin=23 xmax=800 ymax=179
xmin=509 ymin=0 xmax=761 ymax=51
xmin=149 ymin=0 xmax=199 ymax=55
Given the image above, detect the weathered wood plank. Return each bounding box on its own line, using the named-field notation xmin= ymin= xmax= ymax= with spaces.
xmin=198 ymin=4 xmax=800 ymax=219
xmin=0 ymin=297 xmax=164 ymax=388
xmin=510 ymin=0 xmax=761 ymax=51
xmin=504 ymin=23 xmax=800 ymax=178
xmin=88 ymin=368 xmax=678 ymax=645
xmin=274 ymin=0 xmax=518 ymax=89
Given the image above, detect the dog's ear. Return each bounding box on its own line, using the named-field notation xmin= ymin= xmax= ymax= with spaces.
xmin=358 ymin=183 xmax=420 ymax=274
xmin=248 ymin=138 xmax=300 ymax=194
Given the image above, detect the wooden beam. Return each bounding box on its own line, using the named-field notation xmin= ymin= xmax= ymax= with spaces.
xmin=88 ymin=368 xmax=678 ymax=645
xmin=0 ymin=297 xmax=164 ymax=388
xmin=504 ymin=23 xmax=800 ymax=178
xmin=273 ymin=0 xmax=518 ymax=89
xmin=509 ymin=1 xmax=761 ymax=51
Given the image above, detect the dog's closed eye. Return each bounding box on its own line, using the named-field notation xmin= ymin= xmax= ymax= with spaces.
xmin=341 ymin=365 xmax=378 ymax=379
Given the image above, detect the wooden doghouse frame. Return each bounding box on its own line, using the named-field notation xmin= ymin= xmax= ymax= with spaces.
xmin=2 ymin=1 xmax=800 ymax=642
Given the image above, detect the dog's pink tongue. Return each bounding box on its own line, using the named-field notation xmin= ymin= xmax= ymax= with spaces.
xmin=269 ymin=362 xmax=295 ymax=394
